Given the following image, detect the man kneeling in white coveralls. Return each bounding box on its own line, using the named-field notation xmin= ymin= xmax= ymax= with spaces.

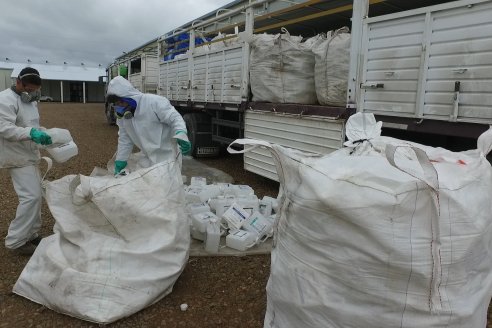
xmin=106 ymin=76 xmax=191 ymax=175
xmin=0 ymin=67 xmax=53 ymax=255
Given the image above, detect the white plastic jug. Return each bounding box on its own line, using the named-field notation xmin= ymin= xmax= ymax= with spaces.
xmin=205 ymin=218 xmax=221 ymax=253
xmin=236 ymin=196 xmax=259 ymax=215
xmin=226 ymin=230 xmax=257 ymax=251
xmin=209 ymin=195 xmax=236 ymax=217
xmin=184 ymin=187 xmax=202 ymax=203
xmin=46 ymin=141 xmax=78 ymax=163
xmin=216 ymin=183 xmax=236 ymax=196
xmin=233 ymin=185 xmax=255 ymax=197
xmin=222 ymin=203 xmax=250 ymax=230
xmin=44 ymin=128 xmax=73 ymax=145
xmin=190 ymin=176 xmax=207 ymax=187
xmin=186 ymin=202 xmax=211 ymax=216
xmin=198 ymin=184 xmax=222 ymax=202
xmin=190 ymin=225 xmax=206 ymax=241
xmin=242 ymin=211 xmax=272 ymax=243
xmin=262 ymin=196 xmax=279 ymax=213
xmin=259 ymin=199 xmax=273 ymax=216
xmin=192 ymin=211 xmax=218 ymax=233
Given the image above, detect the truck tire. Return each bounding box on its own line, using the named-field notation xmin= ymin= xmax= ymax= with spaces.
xmin=105 ymin=103 xmax=116 ymax=125
xmin=183 ymin=113 xmax=220 ymax=157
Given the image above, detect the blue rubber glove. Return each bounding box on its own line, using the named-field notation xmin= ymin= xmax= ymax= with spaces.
xmin=114 ymin=160 xmax=128 ymax=175
xmin=30 ymin=128 xmax=52 ymax=145
xmin=175 ymin=130 xmax=191 ymax=155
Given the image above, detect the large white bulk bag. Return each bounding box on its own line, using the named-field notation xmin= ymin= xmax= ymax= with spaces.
xmin=229 ymin=113 xmax=492 ymax=328
xmin=209 ymin=32 xmax=240 ymax=51
xmin=13 ymin=158 xmax=190 ymax=324
xmin=312 ymin=27 xmax=351 ymax=106
xmin=249 ymin=29 xmax=317 ymax=104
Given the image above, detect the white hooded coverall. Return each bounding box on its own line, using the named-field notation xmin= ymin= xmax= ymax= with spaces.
xmin=0 ymin=87 xmax=42 ymax=249
xmin=107 ymin=76 xmax=187 ymax=168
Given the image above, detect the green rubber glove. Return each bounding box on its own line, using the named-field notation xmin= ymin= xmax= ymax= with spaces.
xmin=175 ymin=130 xmax=191 ymax=155
xmin=30 ymin=128 xmax=52 ymax=145
xmin=114 ymin=160 xmax=128 ymax=175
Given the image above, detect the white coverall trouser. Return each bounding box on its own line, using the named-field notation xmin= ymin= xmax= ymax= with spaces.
xmin=5 ymin=165 xmax=42 ymax=249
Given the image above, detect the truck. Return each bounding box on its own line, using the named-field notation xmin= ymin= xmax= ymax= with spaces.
xmin=111 ymin=0 xmax=492 ymax=180
xmin=105 ymin=40 xmax=159 ymax=124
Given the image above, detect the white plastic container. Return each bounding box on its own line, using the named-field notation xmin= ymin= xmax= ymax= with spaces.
xmin=236 ymin=196 xmax=259 ymax=215
xmin=190 ymin=225 xmax=206 ymax=241
xmin=226 ymin=230 xmax=257 ymax=251
xmin=205 ymin=218 xmax=221 ymax=253
xmin=192 ymin=211 xmax=218 ymax=233
xmin=266 ymin=214 xmax=277 ymax=237
xmin=222 ymin=203 xmax=250 ymax=230
xmin=233 ymin=185 xmax=255 ymax=197
xmin=259 ymin=199 xmax=273 ymax=216
xmin=46 ymin=141 xmax=78 ymax=163
xmin=186 ymin=202 xmax=211 ymax=216
xmin=209 ymin=195 xmax=236 ymax=217
xmin=198 ymin=184 xmax=222 ymax=202
xmin=185 ymin=187 xmax=202 ymax=203
xmin=190 ymin=176 xmax=207 ymax=187
xmin=216 ymin=183 xmax=236 ymax=196
xmin=243 ymin=211 xmax=273 ymax=242
xmin=44 ymin=128 xmax=73 ymax=145
xmin=262 ymin=196 xmax=279 ymax=213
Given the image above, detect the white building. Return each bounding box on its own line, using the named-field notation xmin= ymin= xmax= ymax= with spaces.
xmin=0 ymin=61 xmax=106 ymax=103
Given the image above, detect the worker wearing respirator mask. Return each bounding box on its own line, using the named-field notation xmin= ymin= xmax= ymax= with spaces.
xmin=0 ymin=67 xmax=53 ymax=255
xmin=106 ymin=76 xmax=191 ymax=175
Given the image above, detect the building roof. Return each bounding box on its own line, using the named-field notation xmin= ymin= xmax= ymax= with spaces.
xmin=0 ymin=61 xmax=105 ymax=82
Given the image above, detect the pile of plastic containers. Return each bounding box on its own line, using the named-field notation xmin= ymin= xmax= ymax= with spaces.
xmin=184 ymin=176 xmax=279 ymax=253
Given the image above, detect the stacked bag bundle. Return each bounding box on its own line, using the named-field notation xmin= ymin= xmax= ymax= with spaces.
xmin=230 ymin=113 xmax=492 ymax=328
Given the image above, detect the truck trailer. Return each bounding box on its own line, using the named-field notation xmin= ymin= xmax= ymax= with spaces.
xmin=109 ymin=0 xmax=492 ymax=180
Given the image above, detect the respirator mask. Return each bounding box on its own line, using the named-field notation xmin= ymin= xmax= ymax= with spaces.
xmin=114 ymin=105 xmax=134 ymax=119
xmin=10 ymin=85 xmax=41 ymax=103
xmin=20 ymin=89 xmax=41 ymax=103
xmin=112 ymin=96 xmax=137 ymax=119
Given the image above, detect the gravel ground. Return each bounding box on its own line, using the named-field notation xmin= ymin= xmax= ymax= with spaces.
xmin=1 ymin=103 xmax=491 ymax=327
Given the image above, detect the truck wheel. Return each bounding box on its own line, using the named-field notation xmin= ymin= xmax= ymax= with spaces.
xmin=105 ymin=103 xmax=116 ymax=125
xmin=183 ymin=113 xmax=220 ymax=157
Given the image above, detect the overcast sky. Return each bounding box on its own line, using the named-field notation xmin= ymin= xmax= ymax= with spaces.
xmin=0 ymin=0 xmax=232 ymax=68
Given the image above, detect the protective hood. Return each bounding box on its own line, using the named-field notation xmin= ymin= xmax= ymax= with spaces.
xmin=107 ymin=76 xmax=142 ymax=99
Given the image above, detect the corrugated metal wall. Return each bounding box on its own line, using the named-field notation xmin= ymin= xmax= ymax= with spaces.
xmin=244 ymin=111 xmax=345 ymax=181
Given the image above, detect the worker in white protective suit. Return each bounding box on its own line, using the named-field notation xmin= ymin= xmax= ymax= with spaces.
xmin=106 ymin=76 xmax=191 ymax=175
xmin=0 ymin=67 xmax=53 ymax=256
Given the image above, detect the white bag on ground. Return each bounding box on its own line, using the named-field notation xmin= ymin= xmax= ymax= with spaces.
xmin=229 ymin=115 xmax=492 ymax=328
xmin=13 ymin=158 xmax=190 ymax=324
xmin=249 ymin=29 xmax=317 ymax=104
xmin=312 ymin=27 xmax=351 ymax=106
